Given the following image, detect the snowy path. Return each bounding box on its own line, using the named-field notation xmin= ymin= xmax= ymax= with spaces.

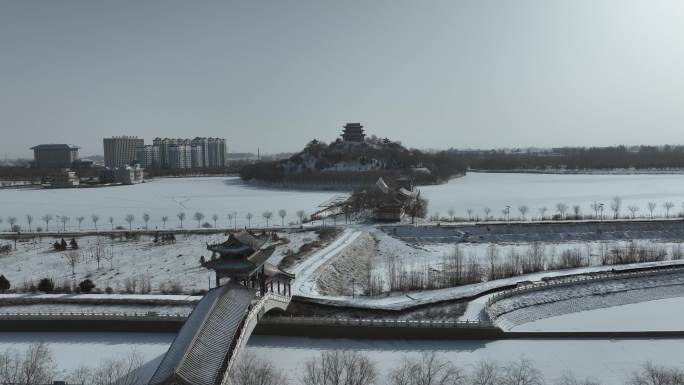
xmin=290 ymin=229 xmax=362 ymax=297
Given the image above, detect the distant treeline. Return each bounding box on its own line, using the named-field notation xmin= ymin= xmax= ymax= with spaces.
xmin=448 ymin=145 xmax=684 ymax=170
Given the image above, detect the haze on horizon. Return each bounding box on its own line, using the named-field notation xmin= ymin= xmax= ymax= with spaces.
xmin=1 ymin=0 xmax=683 ymax=158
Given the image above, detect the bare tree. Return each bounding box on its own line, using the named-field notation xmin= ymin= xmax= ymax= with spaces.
xmin=647 ymin=202 xmax=657 ymax=219
xmin=470 ymin=361 xmax=500 ymax=385
xmin=556 ymin=203 xmax=569 ymax=219
xmin=7 ymin=217 xmax=17 ymax=232
xmin=388 ymin=352 xmax=464 ymax=385
xmin=278 ymin=209 xmax=287 ymax=227
xmin=589 ymin=202 xmax=601 ymax=219
xmin=627 ymin=362 xmax=684 ymax=385
xmin=41 ymin=214 xmax=53 ymax=231
xmin=296 ymin=210 xmax=306 ymax=225
xmin=611 ymin=196 xmax=622 ymax=219
xmin=502 ymin=206 xmax=511 ymax=222
xmin=572 ymin=205 xmax=581 ymax=220
xmin=483 ymin=207 xmax=491 ymax=221
xmin=664 ymin=201 xmax=675 ymax=218
xmin=229 ymin=352 xmax=289 ymax=385
xmin=466 ymin=208 xmax=473 ymax=221
xmin=108 ymin=216 xmax=114 ymax=230
xmin=63 ymin=250 xmax=80 ymax=276
xmin=124 ymin=214 xmax=135 ymax=230
xmin=627 ymin=205 xmax=640 ymax=219
xmin=448 ymin=208 xmax=455 ymax=221
xmin=246 ymin=212 xmax=253 ymax=228
xmin=538 ymin=207 xmax=548 ymax=221
xmin=104 ymin=245 xmax=115 ymax=269
xmin=212 ymin=214 xmax=219 ymax=228
xmin=76 ymin=216 xmax=85 ymax=231
xmin=177 ymin=212 xmax=186 ymax=228
xmin=518 ymin=206 xmax=529 ymax=221
xmin=263 ymin=211 xmax=273 ymax=227
xmin=60 ymin=216 xmax=70 ymax=231
xmin=161 ymin=216 xmax=168 ymax=228
xmin=2 ymin=342 xmax=57 ymax=385
xmin=302 ymin=351 xmax=377 ymax=385
xmin=142 ymin=213 xmax=150 ymax=229
xmin=92 ymin=237 xmax=104 ymax=270
xmin=73 ymin=349 xmax=144 ymax=385
xmin=193 ymin=212 xmax=205 ymax=227
xmin=227 ymin=212 xmax=235 ymax=230
xmin=499 ymin=358 xmax=543 ymax=385
xmin=25 ymin=215 xmax=33 ymax=232
xmin=91 ymin=214 xmax=100 ymax=230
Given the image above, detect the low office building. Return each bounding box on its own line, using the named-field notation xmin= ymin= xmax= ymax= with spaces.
xmin=30 ymin=144 xmax=80 ymax=168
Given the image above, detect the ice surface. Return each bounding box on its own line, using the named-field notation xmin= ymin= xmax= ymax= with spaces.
xmin=246 ymin=335 xmax=684 ymax=385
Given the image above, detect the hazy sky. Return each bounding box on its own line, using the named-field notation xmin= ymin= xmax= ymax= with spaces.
xmin=1 ymin=1 xmax=683 ymax=157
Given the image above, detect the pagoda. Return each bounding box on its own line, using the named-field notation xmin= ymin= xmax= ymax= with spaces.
xmin=341 ymin=123 xmax=365 ymax=142
xmin=203 ymin=230 xmax=293 ymax=296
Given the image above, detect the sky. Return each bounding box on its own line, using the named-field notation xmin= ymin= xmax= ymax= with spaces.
xmin=1 ymin=0 xmax=683 ymax=158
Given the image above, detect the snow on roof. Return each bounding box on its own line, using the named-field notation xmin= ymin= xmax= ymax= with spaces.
xmin=148 ymin=284 xmax=255 ymax=385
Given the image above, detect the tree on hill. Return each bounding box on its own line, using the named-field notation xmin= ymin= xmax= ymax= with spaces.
xmin=78 ymin=279 xmax=95 ymax=293
xmin=38 ymin=278 xmax=55 ymax=293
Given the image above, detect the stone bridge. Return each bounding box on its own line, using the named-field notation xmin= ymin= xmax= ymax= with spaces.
xmin=148 ymin=283 xmax=290 ymax=385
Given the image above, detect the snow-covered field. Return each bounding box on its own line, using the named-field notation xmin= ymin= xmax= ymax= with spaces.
xmin=0 ymin=332 xmax=173 ymax=382
xmin=246 ymin=335 xmax=684 ymax=385
xmin=513 ymin=296 xmax=684 ymax=332
xmin=0 ymin=230 xmax=317 ymax=294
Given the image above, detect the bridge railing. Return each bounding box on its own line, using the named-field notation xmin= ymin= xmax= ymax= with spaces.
xmin=0 ymin=311 xmax=188 ymax=321
xmin=484 ymin=263 xmax=684 ymax=321
xmin=259 ymin=316 xmax=494 ymax=329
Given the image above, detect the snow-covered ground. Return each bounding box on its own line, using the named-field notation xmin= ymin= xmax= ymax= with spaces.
xmin=513 ymin=296 xmax=684 ymax=332
xmin=0 ymin=332 xmax=174 ymax=383
xmin=246 ymin=335 xmax=684 ymax=385
xmin=0 ymin=303 xmax=193 ymax=315
xmin=0 ymin=230 xmax=317 ymax=294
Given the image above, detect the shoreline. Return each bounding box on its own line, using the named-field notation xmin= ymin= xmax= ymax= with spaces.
xmin=469 ymin=168 xmax=684 ymax=175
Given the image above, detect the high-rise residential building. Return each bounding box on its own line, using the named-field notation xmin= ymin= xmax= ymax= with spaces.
xmin=143 ymin=137 xmax=226 ymax=169
xmin=103 ymin=136 xmax=144 ymax=168
xmin=167 ymin=139 xmax=192 ymax=169
xmin=135 ymin=144 xmax=160 ymax=169
xmin=30 ymin=144 xmax=80 ymax=168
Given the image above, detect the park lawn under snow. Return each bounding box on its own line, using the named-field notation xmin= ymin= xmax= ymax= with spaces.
xmin=0 ymin=230 xmax=317 ymax=294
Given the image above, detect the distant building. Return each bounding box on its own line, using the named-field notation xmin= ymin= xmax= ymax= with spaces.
xmin=135 ymin=145 xmax=160 ymax=169
xmin=168 ymin=140 xmax=192 ymax=169
xmin=30 ymin=144 xmax=79 ymax=168
xmin=103 ymin=136 xmax=144 ymax=168
xmin=147 ymin=137 xmax=226 ymax=169
xmin=341 ymin=123 xmax=365 ymax=143
xmin=99 ymin=165 xmax=144 ymax=185
xmin=46 ymin=169 xmax=80 ymax=188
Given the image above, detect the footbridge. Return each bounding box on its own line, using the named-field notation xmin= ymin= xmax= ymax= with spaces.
xmin=148 ymin=283 xmax=291 ymax=385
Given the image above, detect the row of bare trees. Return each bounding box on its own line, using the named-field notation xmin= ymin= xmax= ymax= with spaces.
xmin=440 ymin=197 xmax=684 ymax=223
xmin=3 ymin=209 xmax=310 ymax=233
xmin=369 ymin=241 xmax=682 ymax=294
xmin=0 ymin=343 xmax=143 ymax=385
xmin=231 ymin=351 xmax=684 ymax=385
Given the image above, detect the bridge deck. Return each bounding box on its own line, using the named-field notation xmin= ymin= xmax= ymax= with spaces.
xmin=149 ymin=284 xmax=255 ymax=385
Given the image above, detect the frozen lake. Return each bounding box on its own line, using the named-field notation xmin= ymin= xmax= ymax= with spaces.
xmin=513 ymin=296 xmax=684 ymax=332
xmin=0 ymin=332 xmax=173 ymax=381
xmin=2 ymin=173 xmax=684 ymax=230
xmin=246 ymin=335 xmax=684 ymax=385
xmin=422 ymin=172 xmax=684 ymax=220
